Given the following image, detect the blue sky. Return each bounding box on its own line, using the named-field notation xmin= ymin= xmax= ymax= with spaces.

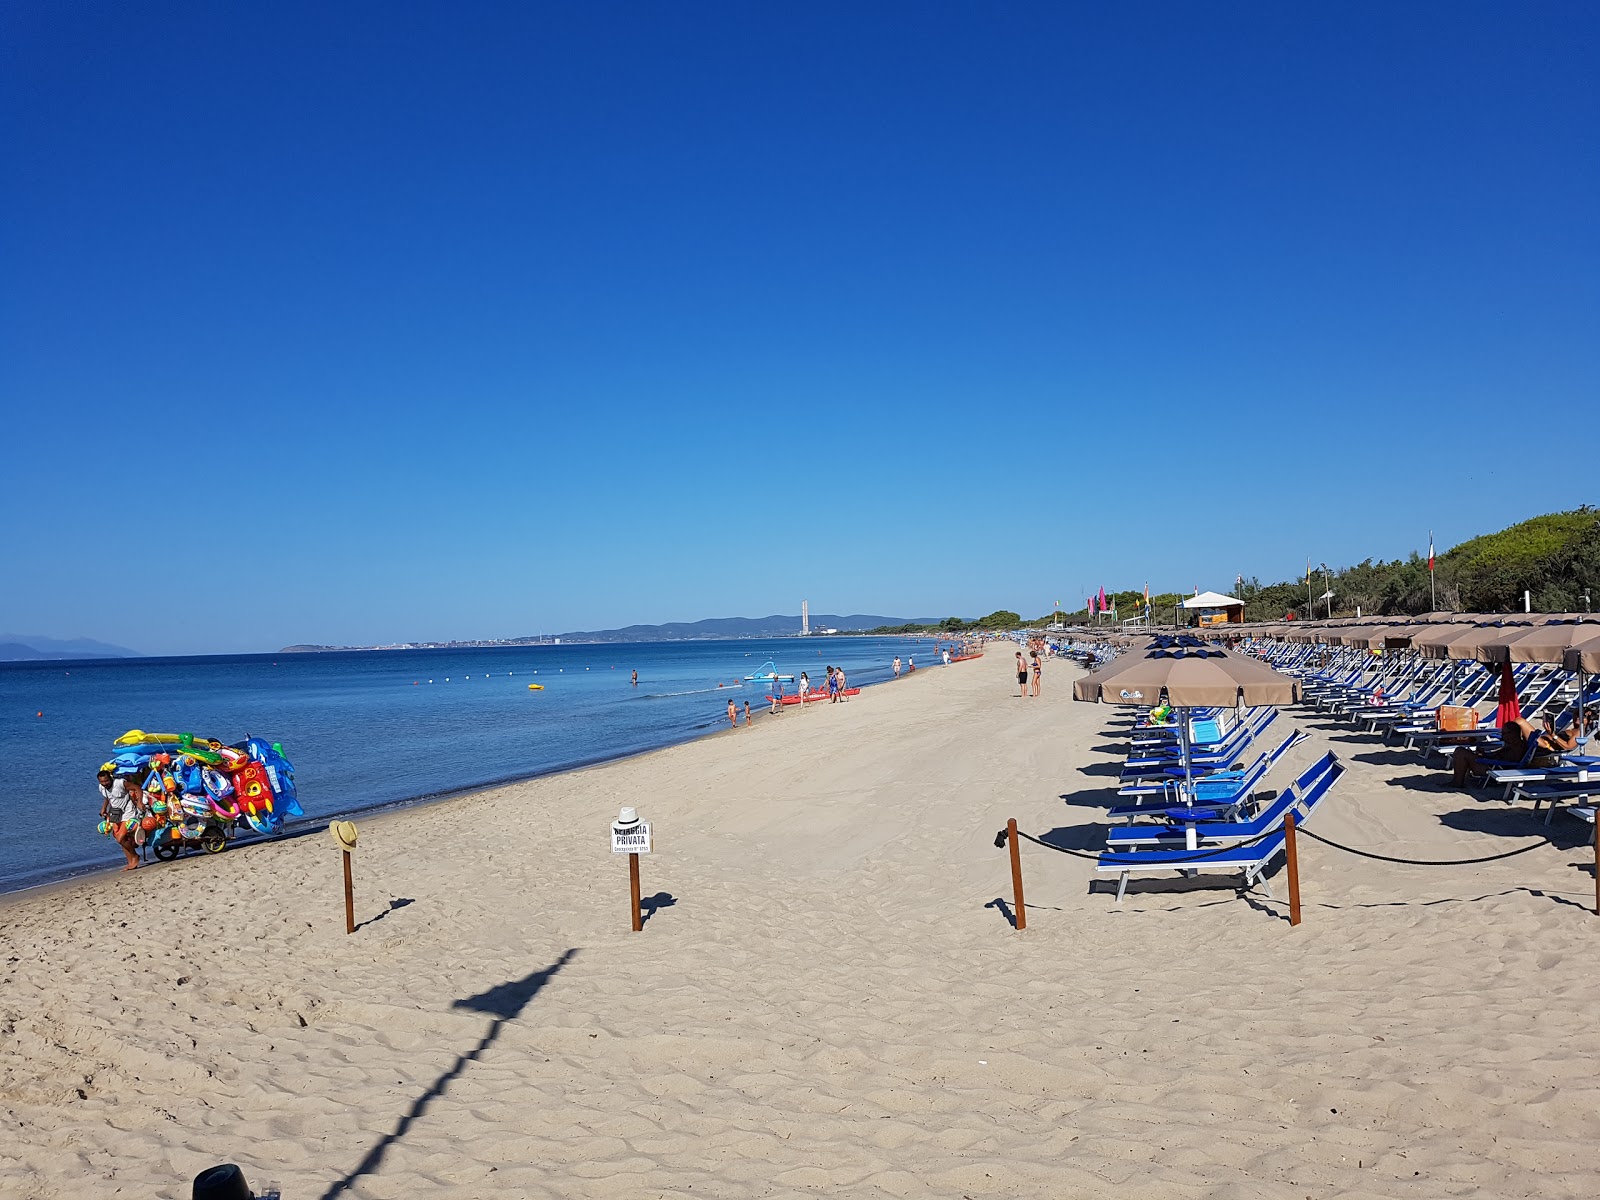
xmin=3 ymin=2 xmax=1596 ymax=654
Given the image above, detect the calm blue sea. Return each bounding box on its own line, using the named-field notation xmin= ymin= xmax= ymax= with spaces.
xmin=0 ymin=636 xmax=942 ymax=893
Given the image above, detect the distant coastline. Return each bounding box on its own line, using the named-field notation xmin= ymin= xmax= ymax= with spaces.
xmin=280 ymin=613 xmax=939 ymax=653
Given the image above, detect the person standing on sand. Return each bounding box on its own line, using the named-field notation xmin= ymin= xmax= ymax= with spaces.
xmin=743 ymin=700 xmax=752 ymax=726
xmin=893 ymin=656 xmax=901 ymax=678
xmin=97 ymin=769 xmax=143 ymax=871
xmin=943 ymin=648 xmax=951 ymax=666
xmin=836 ymin=666 xmax=848 ymax=701
xmin=800 ymin=672 xmax=810 ymax=704
xmin=1016 ymin=651 xmax=1028 ymax=698
xmin=1030 ymin=651 xmax=1042 ymax=697
xmin=727 ymin=698 xmax=737 ymax=726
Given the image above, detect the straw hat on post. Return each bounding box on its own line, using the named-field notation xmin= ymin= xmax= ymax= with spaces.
xmin=330 ymin=820 xmax=358 ymax=852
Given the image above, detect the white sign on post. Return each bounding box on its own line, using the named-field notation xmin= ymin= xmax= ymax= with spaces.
xmin=611 ymin=818 xmax=651 ymax=855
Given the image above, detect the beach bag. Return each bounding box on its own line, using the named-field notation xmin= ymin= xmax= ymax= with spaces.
xmin=1436 ymin=705 xmax=1477 ymax=732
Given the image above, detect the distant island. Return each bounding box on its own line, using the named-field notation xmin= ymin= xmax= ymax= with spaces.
xmin=280 ymin=613 xmax=939 ymax=653
xmin=0 ymin=635 xmax=141 ymax=662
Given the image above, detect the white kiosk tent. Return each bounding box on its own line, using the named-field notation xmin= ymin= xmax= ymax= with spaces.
xmin=1182 ymin=591 xmax=1245 ymax=627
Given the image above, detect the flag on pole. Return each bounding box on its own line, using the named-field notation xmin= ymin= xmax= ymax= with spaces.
xmin=1428 ymin=531 xmax=1435 ymax=573
xmin=1097 ymin=585 xmax=1106 ymax=613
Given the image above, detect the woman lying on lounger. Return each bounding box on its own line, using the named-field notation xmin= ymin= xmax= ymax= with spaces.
xmin=1450 ymin=718 xmax=1568 ymax=787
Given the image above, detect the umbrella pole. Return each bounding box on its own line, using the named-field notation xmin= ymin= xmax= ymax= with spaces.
xmin=1178 ymin=706 xmax=1199 ymax=871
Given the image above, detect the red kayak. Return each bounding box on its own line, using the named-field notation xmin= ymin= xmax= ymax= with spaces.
xmin=774 ymin=687 xmax=861 ymax=705
xmin=950 ymin=653 xmax=984 ymax=662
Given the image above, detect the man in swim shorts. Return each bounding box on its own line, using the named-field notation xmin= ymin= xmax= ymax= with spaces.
xmin=97 ymin=768 xmax=143 ymax=870
xmin=1016 ymin=652 xmax=1028 ymax=697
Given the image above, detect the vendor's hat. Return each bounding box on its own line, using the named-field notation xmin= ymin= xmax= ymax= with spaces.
xmin=330 ymin=820 xmax=358 ymax=851
xmin=192 ymin=1163 xmax=255 ymax=1200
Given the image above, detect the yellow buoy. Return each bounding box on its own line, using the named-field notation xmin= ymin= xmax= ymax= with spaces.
xmin=527 ymin=683 xmax=544 ymax=691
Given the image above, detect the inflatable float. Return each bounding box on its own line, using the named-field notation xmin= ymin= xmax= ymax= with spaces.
xmin=527 ymin=683 xmax=544 ymax=690
xmin=98 ymin=731 xmax=303 ymax=865
xmin=774 ymin=687 xmax=861 ymax=706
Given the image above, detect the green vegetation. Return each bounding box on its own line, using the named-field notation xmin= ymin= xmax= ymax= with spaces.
xmin=866 ymin=509 xmax=1599 ymax=633
xmin=866 ymin=610 xmax=1023 ymax=635
xmin=1070 ymin=508 xmax=1600 ymax=623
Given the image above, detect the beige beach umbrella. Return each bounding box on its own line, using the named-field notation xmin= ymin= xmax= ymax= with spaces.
xmin=1072 ymin=645 xmax=1301 ymax=708
xmin=1073 ymin=641 xmax=1301 ymax=789
xmin=1565 ymin=636 xmax=1600 ymax=675
xmin=1471 ymin=621 xmax=1600 ymax=665
xmin=1412 ymin=624 xmax=1496 ymax=659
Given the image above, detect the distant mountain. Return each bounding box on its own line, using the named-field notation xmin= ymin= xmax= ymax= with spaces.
xmin=0 ymin=634 xmax=141 ymax=661
xmin=547 ymin=614 xmax=935 ymax=643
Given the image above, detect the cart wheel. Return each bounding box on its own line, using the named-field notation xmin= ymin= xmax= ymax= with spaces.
xmin=202 ymin=828 xmax=228 ymax=854
xmin=151 ymin=833 xmax=181 ymax=862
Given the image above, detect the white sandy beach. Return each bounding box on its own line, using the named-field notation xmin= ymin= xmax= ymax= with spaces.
xmin=5 ymin=651 xmax=1600 ymax=1198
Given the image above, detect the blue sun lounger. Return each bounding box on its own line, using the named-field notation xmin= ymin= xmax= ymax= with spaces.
xmin=1095 ymin=755 xmax=1345 ymax=903
xmin=1106 ymin=753 xmax=1340 ymax=850
xmin=1110 ymin=729 xmax=1308 ymax=815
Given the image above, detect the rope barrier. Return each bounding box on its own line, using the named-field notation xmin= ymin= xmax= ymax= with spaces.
xmin=1293 ymin=825 xmax=1556 ymax=866
xmin=996 ymin=824 xmax=1282 ymax=866
xmin=997 ymin=822 xmax=1558 ymax=868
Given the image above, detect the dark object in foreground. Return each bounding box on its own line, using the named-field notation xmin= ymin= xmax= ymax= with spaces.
xmin=194 ymin=1163 xmax=278 ymax=1199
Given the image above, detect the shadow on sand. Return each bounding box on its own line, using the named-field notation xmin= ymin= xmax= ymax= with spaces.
xmin=317 ymin=948 xmax=579 ymax=1198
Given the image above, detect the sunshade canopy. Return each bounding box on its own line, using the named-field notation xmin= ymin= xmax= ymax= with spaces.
xmin=1563 ymin=635 xmax=1600 ymax=675
xmin=1072 ymin=638 xmax=1301 ymax=707
xmin=1182 ymin=591 xmax=1242 ymax=609
xmin=1479 ymin=620 xmax=1600 ymax=664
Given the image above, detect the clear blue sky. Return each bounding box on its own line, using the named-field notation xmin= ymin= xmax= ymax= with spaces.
xmin=3 ymin=2 xmax=1596 ymax=654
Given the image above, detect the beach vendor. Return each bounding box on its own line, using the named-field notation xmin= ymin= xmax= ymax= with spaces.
xmin=96 ymin=768 xmax=143 ymax=871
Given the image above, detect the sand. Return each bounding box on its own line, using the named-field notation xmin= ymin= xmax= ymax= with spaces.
xmin=5 ymin=651 xmax=1600 ymax=1198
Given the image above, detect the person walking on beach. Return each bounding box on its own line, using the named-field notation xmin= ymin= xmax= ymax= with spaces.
xmin=827 ymin=666 xmax=839 ymax=703
xmin=743 ymin=700 xmax=752 ymax=726
xmin=1030 ymin=650 xmax=1042 ymax=697
xmin=727 ymin=698 xmax=737 ymax=727
xmin=836 ymin=666 xmax=848 ymax=701
xmin=97 ymin=769 xmax=143 ymax=871
xmin=800 ymin=671 xmax=810 ymax=704
xmin=943 ymin=648 xmax=952 ymax=666
xmin=893 ymin=656 xmax=902 ymax=678
xmin=1015 ymin=651 xmax=1028 ymax=698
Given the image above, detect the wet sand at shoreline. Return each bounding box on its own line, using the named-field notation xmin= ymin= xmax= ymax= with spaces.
xmin=5 ymin=651 xmax=1600 ymax=1198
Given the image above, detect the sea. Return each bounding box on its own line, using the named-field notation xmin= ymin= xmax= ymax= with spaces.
xmin=0 ymin=636 xmax=945 ymax=894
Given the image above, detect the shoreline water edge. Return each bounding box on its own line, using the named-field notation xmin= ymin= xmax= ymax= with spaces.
xmin=0 ymin=635 xmax=960 ymax=897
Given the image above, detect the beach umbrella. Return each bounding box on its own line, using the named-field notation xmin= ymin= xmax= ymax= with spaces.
xmin=1074 ymin=639 xmax=1301 ymax=799
xmin=1561 ymin=635 xmax=1600 ymax=748
xmin=1412 ymin=624 xmax=1495 ymax=658
xmin=1476 ymin=620 xmax=1600 ymax=665
xmin=1494 ymin=661 xmax=1521 ymax=727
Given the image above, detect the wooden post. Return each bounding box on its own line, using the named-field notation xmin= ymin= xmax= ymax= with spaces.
xmin=629 ymin=852 xmax=643 ymax=933
xmin=342 ymin=849 xmax=355 ymax=935
xmin=1007 ymin=817 xmax=1026 ymax=930
xmin=1593 ymin=816 xmax=1598 ymax=918
xmin=1285 ymin=812 xmax=1302 ymax=927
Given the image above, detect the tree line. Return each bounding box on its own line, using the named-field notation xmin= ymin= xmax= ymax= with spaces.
xmin=868 ymin=508 xmax=1598 ymax=632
